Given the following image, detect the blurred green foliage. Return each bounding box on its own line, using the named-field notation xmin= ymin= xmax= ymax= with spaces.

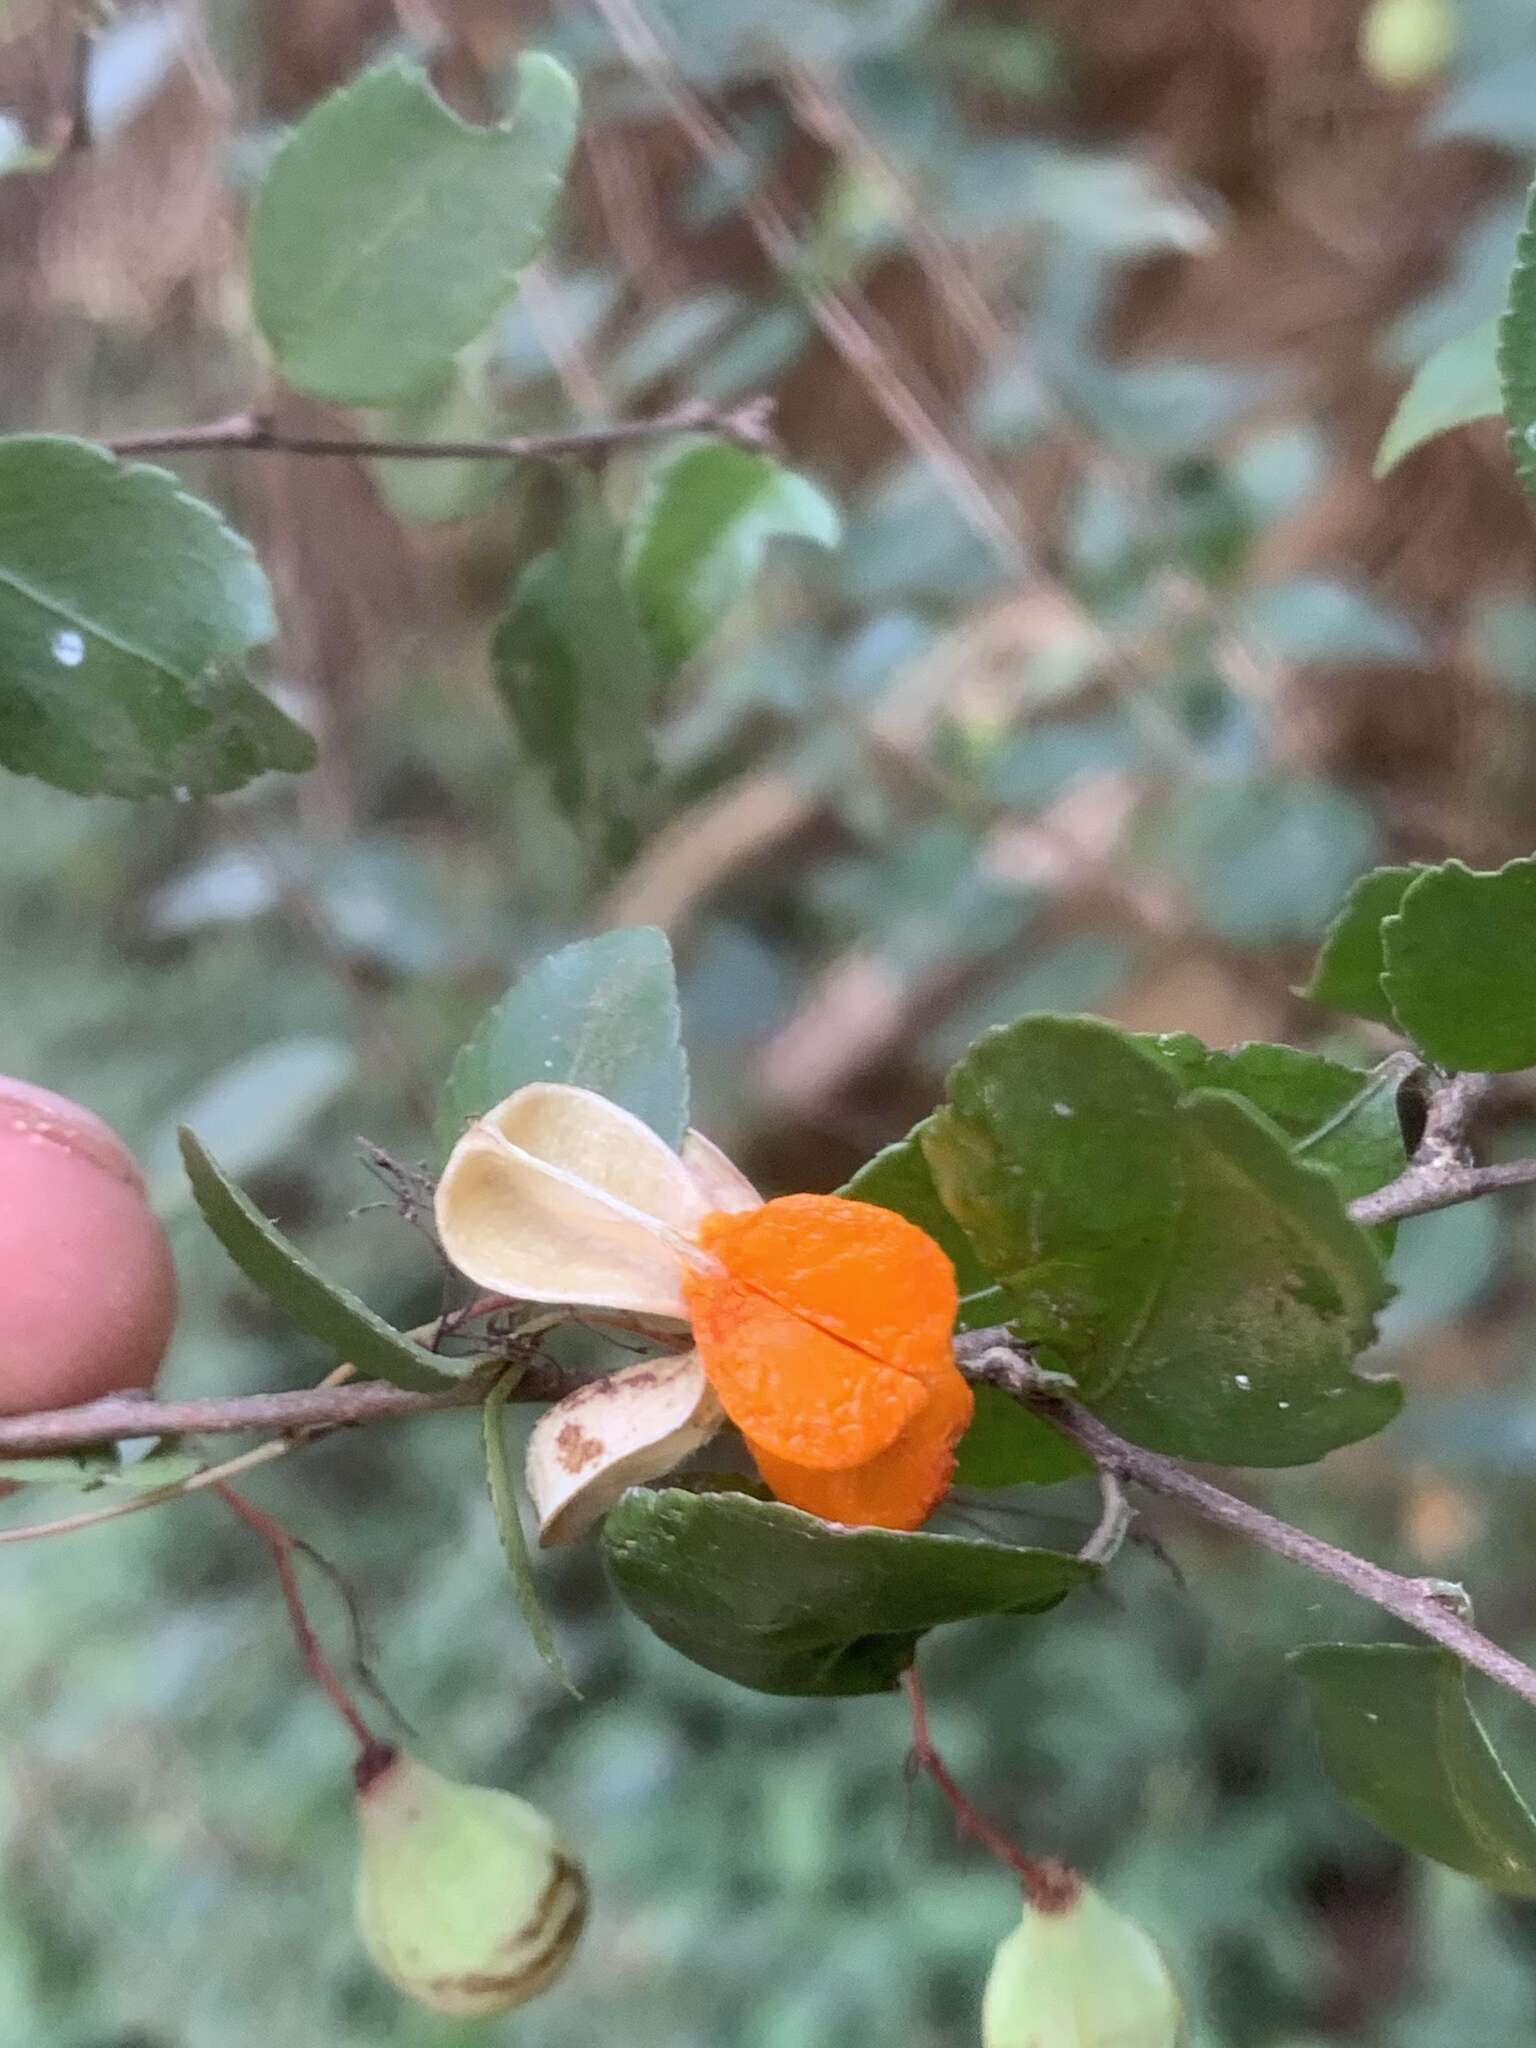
xmin=12 ymin=0 xmax=1536 ymax=2040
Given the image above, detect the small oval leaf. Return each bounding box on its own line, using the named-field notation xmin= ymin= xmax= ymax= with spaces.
xmin=1301 ymin=865 xmax=1422 ymax=1025
xmin=0 ymin=437 xmax=309 ymax=799
xmin=436 ymin=928 xmax=688 ymax=1159
xmin=179 ymin=1128 xmax=455 ymax=1391
xmin=623 ymin=439 xmax=841 ymax=675
xmin=603 ymin=1486 xmax=1096 ymax=1696
xmin=1293 ymin=1643 xmax=1536 ymax=1897
xmin=1381 ymin=856 xmax=1536 ymax=1071
xmin=251 ymin=55 xmax=578 ymax=405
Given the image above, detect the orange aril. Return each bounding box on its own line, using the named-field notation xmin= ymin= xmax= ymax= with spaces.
xmin=683 ymin=1193 xmax=971 ymax=1530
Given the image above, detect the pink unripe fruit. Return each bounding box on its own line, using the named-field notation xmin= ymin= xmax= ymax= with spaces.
xmin=0 ymin=1079 xmax=176 ymax=1416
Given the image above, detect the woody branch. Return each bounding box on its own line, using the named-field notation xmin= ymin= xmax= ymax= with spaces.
xmin=5 ymin=1068 xmax=1536 ymax=1708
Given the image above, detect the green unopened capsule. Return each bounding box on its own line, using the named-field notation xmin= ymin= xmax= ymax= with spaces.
xmin=355 ymin=1745 xmax=587 ymax=2017
xmin=982 ymin=1881 xmax=1183 ymax=2048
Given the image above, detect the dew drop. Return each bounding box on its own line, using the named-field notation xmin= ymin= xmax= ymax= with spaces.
xmin=1233 ymin=1373 xmax=1253 ymax=1391
xmin=1051 ymin=1102 xmax=1074 ymax=1118
xmin=172 ymin=786 xmax=191 ymax=804
xmin=1276 ymin=1399 xmax=1291 ymax=1410
xmin=51 ymin=629 xmax=85 ymax=668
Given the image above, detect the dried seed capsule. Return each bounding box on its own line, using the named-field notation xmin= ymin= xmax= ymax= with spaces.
xmin=355 ymin=1746 xmax=587 ymax=2017
xmin=982 ymin=1883 xmax=1183 ymax=2048
xmin=526 ymin=1349 xmax=723 ymax=1545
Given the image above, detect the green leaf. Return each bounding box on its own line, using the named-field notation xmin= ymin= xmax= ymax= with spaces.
xmin=0 ymin=437 xmax=311 ymax=799
xmin=1134 ymin=1035 xmax=1407 ymax=1217
xmin=1301 ymin=865 xmax=1421 ymax=1025
xmin=1500 ymin=180 xmax=1536 ymax=499
xmin=1375 ymin=322 xmax=1501 ymax=476
xmin=602 ymin=1487 xmax=1096 ymax=1696
xmin=1382 ymin=857 xmax=1536 ymax=1071
xmin=922 ymin=1016 xmax=1399 ymax=1466
xmin=840 ymin=1123 xmax=1009 ymax=1329
xmin=436 ymin=928 xmax=688 ymax=1157
xmin=250 ymin=54 xmax=578 ymax=406
xmin=179 ymin=1128 xmax=456 ymax=1391
xmin=623 ymin=439 xmax=841 ymax=674
xmin=491 ymin=478 xmax=658 ymax=861
xmin=482 ymin=1369 xmax=577 ymax=1693
xmin=0 ymin=1444 xmax=199 ymax=1490
xmin=1293 ymin=1644 xmax=1536 ymax=1896
xmin=952 ymin=1384 xmax=1092 ymax=1488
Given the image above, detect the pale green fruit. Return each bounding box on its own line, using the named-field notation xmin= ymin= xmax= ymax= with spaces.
xmin=982 ymin=1884 xmax=1183 ymax=2048
xmin=355 ymin=1746 xmax=587 ymax=2017
xmin=1359 ymin=0 xmax=1455 ymax=86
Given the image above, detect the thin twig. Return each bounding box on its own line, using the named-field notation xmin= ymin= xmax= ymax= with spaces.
xmin=0 ymin=1433 xmax=303 ymax=1546
xmin=214 ymin=1481 xmax=376 ymax=1752
xmin=0 ymin=1359 xmax=583 ymax=1454
xmin=1348 ymin=1156 xmax=1536 ymax=1227
xmin=901 ymin=1664 xmax=1079 ymax=1911
xmin=1345 ymin=1070 xmax=1535 ymax=1227
xmin=104 ymin=399 xmax=777 ymax=464
xmin=1077 ymin=1469 xmax=1132 ymax=1567
xmin=965 ymin=1344 xmax=1536 ymax=1715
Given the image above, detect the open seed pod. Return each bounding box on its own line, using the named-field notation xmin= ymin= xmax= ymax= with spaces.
xmin=982 ymin=1883 xmax=1183 ymax=2048
xmin=526 ymin=1349 xmax=725 ymax=1545
xmin=355 ymin=1746 xmax=587 ymax=2018
xmin=435 ymin=1082 xmax=713 ymax=1318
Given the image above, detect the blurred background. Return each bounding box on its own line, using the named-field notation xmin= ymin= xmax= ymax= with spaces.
xmin=7 ymin=0 xmax=1536 ymax=2040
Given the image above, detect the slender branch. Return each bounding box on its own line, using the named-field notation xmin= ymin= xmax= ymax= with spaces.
xmin=965 ymin=1345 xmax=1536 ymax=1714
xmin=104 ymin=398 xmax=777 ymax=464
xmin=214 ymin=1481 xmax=375 ymax=1752
xmin=0 ymin=1357 xmax=585 ymax=1453
xmin=1349 ymin=1155 xmax=1536 ymax=1227
xmin=1345 ymin=1069 xmax=1531 ymax=1227
xmin=901 ymin=1665 xmax=1079 ymax=1910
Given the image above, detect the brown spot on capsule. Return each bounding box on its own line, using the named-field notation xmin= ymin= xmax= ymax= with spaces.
xmin=555 ymin=1422 xmax=604 ymax=1473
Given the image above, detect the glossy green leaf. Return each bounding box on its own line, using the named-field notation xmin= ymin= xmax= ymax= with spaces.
xmin=482 ymin=1369 xmax=577 ymax=1693
xmin=603 ymin=1487 xmax=1096 ymax=1696
xmin=250 ymin=55 xmax=578 ymax=405
xmin=623 ymin=439 xmax=841 ymax=674
xmin=1302 ymin=865 xmax=1421 ymax=1025
xmin=1293 ymin=1644 xmax=1536 ymax=1896
xmin=1500 ymin=181 xmax=1536 ymax=500
xmin=179 ymin=1128 xmax=456 ymax=1391
xmin=1135 ymin=1035 xmax=1407 ymax=1216
xmin=1375 ymin=322 xmax=1500 ymax=476
xmin=436 ymin=928 xmax=688 ymax=1157
xmin=491 ymin=479 xmax=658 ymax=861
xmin=1382 ymin=857 xmax=1536 ymax=1071
xmin=841 ymin=1123 xmax=1009 ymax=1329
xmin=952 ymin=1384 xmax=1092 ymax=1488
xmin=923 ymin=1016 xmax=1398 ymax=1466
xmin=0 ymin=437 xmax=310 ymax=798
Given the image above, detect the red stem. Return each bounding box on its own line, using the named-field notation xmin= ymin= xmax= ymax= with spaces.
xmin=214 ymin=1482 xmax=375 ymax=1755
xmin=901 ymin=1666 xmax=1080 ymax=1914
